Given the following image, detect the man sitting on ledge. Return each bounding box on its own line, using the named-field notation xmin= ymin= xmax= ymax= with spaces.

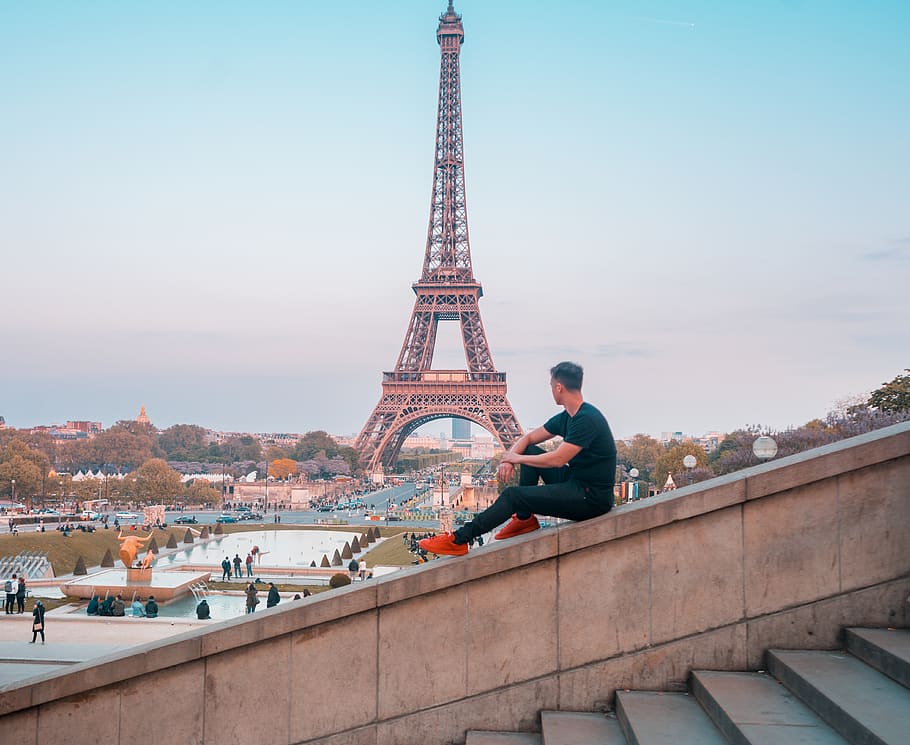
xmin=420 ymin=361 xmax=616 ymax=557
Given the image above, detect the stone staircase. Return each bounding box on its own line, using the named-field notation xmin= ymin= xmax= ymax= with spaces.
xmin=465 ymin=627 xmax=910 ymax=744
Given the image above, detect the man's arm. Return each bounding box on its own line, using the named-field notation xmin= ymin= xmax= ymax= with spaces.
xmin=497 ymin=426 xmax=560 ymax=480
xmin=501 ymin=439 xmax=582 ymax=470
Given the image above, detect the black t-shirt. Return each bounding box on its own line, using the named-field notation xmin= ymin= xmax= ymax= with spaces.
xmin=543 ymin=402 xmax=617 ymax=489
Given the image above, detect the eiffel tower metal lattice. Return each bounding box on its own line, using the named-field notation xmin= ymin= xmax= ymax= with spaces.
xmin=355 ymin=2 xmax=523 ymax=473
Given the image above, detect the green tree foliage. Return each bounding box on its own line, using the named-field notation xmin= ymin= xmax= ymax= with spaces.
xmin=616 ymin=434 xmax=663 ymax=482
xmin=868 ymin=369 xmax=910 ymax=414
xmin=158 ymin=424 xmax=210 ymax=461
xmin=132 ymin=458 xmax=183 ymax=504
xmin=292 ymin=431 xmax=361 ymax=475
xmin=653 ymin=441 xmax=708 ymax=487
xmin=0 ymin=439 xmax=50 ymax=500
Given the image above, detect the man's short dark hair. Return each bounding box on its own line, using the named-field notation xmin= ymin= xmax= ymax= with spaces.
xmin=550 ymin=361 xmax=583 ymax=391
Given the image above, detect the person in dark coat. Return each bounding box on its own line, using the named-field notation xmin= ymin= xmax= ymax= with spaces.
xmin=266 ymin=582 xmax=280 ymax=608
xmin=196 ymin=598 xmax=211 ymax=619
xmin=30 ymin=600 xmax=46 ymax=644
xmin=245 ymin=583 xmax=258 ymax=613
xmin=100 ymin=595 xmax=114 ymax=616
xmin=16 ymin=574 xmax=26 ymax=613
xmin=221 ymin=557 xmax=231 ymax=581
xmin=145 ymin=596 xmax=159 ymax=618
xmin=111 ymin=594 xmax=126 ymax=616
xmin=86 ymin=594 xmax=100 ymax=615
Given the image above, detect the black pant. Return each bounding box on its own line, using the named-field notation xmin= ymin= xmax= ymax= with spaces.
xmin=5 ymin=594 xmax=14 ymax=614
xmin=31 ymin=627 xmax=45 ymax=643
xmin=454 ymin=446 xmax=613 ymax=543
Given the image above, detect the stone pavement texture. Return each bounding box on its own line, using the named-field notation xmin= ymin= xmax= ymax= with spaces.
xmin=0 ymin=612 xmax=203 ymax=688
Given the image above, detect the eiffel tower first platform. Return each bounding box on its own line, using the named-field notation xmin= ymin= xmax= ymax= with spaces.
xmin=355 ymin=2 xmax=523 ymax=474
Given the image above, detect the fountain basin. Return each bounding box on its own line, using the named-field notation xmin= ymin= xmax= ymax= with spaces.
xmin=61 ymin=569 xmax=212 ymax=601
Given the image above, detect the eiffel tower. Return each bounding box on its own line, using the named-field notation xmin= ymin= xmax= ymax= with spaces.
xmin=355 ymin=2 xmax=523 ymax=474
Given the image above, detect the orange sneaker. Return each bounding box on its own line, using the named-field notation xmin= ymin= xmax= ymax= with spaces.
xmin=495 ymin=514 xmax=540 ymax=540
xmin=418 ymin=533 xmax=469 ymax=557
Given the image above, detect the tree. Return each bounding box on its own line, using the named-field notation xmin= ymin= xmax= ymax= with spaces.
xmin=133 ymin=459 xmax=183 ymax=504
xmin=868 ymin=369 xmax=910 ymax=414
xmin=0 ymin=439 xmax=51 ymax=503
xmin=616 ymin=434 xmax=663 ymax=483
xmin=654 ymin=442 xmax=708 ymax=487
xmin=184 ymin=479 xmax=222 ymax=506
xmin=269 ymin=458 xmax=298 ymax=480
xmin=159 ymin=424 xmax=209 ymax=461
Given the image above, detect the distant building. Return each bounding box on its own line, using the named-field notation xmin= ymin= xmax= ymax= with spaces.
xmin=136 ymin=405 xmax=151 ymax=426
xmin=451 ymin=418 xmax=471 ymax=440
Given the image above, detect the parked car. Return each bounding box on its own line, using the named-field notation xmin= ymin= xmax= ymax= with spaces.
xmin=173 ymin=515 xmax=198 ymax=524
xmin=215 ymin=514 xmax=237 ymax=523
xmin=239 ymin=512 xmax=263 ymax=521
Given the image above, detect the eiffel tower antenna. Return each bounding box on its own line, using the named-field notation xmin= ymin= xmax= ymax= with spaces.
xmin=355 ymin=2 xmax=523 ymax=474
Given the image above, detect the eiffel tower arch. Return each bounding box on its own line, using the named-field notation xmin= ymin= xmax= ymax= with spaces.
xmin=356 ymin=2 xmax=522 ymax=474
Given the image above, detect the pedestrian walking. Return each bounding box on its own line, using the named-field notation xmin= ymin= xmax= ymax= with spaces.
xmin=30 ymin=600 xmax=46 ymax=644
xmin=16 ymin=574 xmax=27 ymax=613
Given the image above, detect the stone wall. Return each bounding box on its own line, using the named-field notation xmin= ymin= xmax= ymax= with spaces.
xmin=3 ymin=422 xmax=909 ymax=745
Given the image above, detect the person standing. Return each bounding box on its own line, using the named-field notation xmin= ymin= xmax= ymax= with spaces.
xmin=245 ymin=583 xmax=259 ymax=614
xmin=30 ymin=600 xmax=46 ymax=644
xmin=358 ymin=559 xmax=367 ymax=581
xmin=16 ymin=574 xmax=26 ymax=614
xmin=233 ymin=554 xmax=243 ymax=579
xmin=348 ymin=558 xmax=358 ymax=581
xmin=221 ymin=557 xmax=231 ymax=581
xmin=4 ymin=574 xmax=17 ymax=614
xmin=420 ymin=362 xmax=617 ymax=557
xmin=245 ymin=553 xmax=253 ymax=577
xmin=266 ymin=582 xmax=280 ymax=608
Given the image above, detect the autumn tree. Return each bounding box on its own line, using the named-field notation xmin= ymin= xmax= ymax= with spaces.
xmin=269 ymin=458 xmax=298 ymax=480
xmin=184 ymin=479 xmax=222 ymax=506
xmin=0 ymin=439 xmax=50 ymax=502
xmin=133 ymin=459 xmax=183 ymax=504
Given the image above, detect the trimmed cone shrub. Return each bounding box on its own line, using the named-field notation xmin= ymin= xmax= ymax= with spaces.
xmin=331 ymin=549 xmax=342 ymax=566
xmin=166 ymin=533 xmax=178 ymax=549
xmin=310 ymin=560 xmax=317 ymax=568
xmin=320 ymin=554 xmax=331 ymax=568
xmin=148 ymin=537 xmax=159 ymax=554
xmin=350 ymin=537 xmax=361 ymax=552
xmin=329 ymin=573 xmax=351 ymax=589
xmin=183 ymin=529 xmax=194 ymax=544
xmin=73 ymin=556 xmax=88 ymax=575
xmin=341 ymin=542 xmax=353 ymax=559
xmin=100 ymin=548 xmax=115 ymax=567
xmin=200 ymin=526 xmax=210 ymax=539
xmin=214 ymin=523 xmax=223 ymax=535
xmin=360 ymin=532 xmax=371 ymax=545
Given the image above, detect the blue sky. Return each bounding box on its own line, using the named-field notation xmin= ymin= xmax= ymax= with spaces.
xmin=1 ymin=0 xmax=908 ymax=441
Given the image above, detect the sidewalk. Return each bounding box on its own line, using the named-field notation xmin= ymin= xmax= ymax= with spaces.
xmin=0 ymin=613 xmax=203 ymax=688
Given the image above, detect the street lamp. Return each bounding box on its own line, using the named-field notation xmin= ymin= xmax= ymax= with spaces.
xmin=10 ymin=479 xmax=15 ymax=505
xmin=753 ymin=435 xmax=778 ymax=461
xmin=683 ymin=455 xmax=697 ymax=485
xmin=629 ymin=468 xmax=639 ymax=502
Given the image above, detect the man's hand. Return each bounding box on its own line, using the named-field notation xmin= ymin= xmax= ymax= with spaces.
xmin=497 ymin=460 xmax=515 ymax=482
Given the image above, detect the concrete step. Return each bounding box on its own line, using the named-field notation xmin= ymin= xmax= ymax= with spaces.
xmin=540 ymin=711 xmax=626 ymax=744
xmin=465 ymin=732 xmax=542 ymax=745
xmin=616 ymin=690 xmax=727 ymax=745
xmin=692 ymin=670 xmax=849 ymax=744
xmin=768 ymin=649 xmax=910 ymax=745
xmin=845 ymin=627 xmax=910 ymax=688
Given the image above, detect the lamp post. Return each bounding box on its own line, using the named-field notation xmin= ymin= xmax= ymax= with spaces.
xmin=10 ymin=479 xmax=15 ymax=506
xmin=683 ymin=454 xmax=697 ymax=485
xmin=752 ymin=435 xmax=778 ymax=461
xmin=629 ymin=468 xmax=639 ymax=502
